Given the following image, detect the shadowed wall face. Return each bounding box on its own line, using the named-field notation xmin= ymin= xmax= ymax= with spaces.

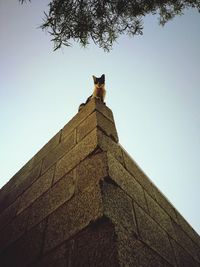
xmin=0 ymin=99 xmax=200 ymax=267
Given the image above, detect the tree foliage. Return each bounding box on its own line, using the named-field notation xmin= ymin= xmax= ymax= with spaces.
xmin=19 ymin=0 xmax=200 ymax=51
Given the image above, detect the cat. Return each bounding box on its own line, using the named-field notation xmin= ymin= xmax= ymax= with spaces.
xmin=78 ymin=74 xmax=106 ymax=112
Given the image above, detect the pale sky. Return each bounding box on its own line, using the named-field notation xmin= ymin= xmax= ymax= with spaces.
xmin=0 ymin=1 xmax=200 ymax=234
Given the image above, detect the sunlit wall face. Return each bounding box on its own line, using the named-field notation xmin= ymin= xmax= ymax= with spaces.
xmin=0 ymin=1 xmax=200 ymax=234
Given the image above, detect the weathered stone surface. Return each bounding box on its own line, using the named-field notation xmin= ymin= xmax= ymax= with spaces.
xmin=0 ymin=207 xmax=30 ymax=251
xmin=33 ymin=130 xmax=61 ymax=165
xmin=0 ymin=129 xmax=60 ymax=208
xmin=62 ymin=98 xmax=114 ymax=141
xmin=134 ymin=202 xmax=176 ymax=266
xmin=101 ymin=178 xmax=137 ymax=236
xmin=117 ymin=227 xmax=172 ymax=267
xmin=76 ymin=152 xmax=108 ymax=193
xmin=44 ymin=185 xmax=103 ymax=252
xmin=171 ymin=238 xmax=200 ymax=267
xmin=176 ymin=210 xmax=200 ymax=248
xmin=77 ymin=110 xmax=118 ymax=143
xmin=70 ymin=217 xmax=119 ymax=267
xmin=76 ymin=111 xmax=97 ymax=142
xmin=0 ymin=220 xmax=46 ymax=267
xmin=33 ymin=243 xmax=67 ymax=267
xmin=16 ymin=165 xmax=55 ymax=215
xmin=54 ymin=128 xmax=98 ymax=183
xmin=41 ymin=130 xmax=76 ymax=174
xmin=171 ymin=219 xmax=200 ymax=263
xmin=98 ymin=130 xmax=124 ymax=165
xmin=0 ymin=197 xmax=20 ymax=231
xmin=0 ymin=157 xmax=35 ymax=203
xmin=122 ymin=149 xmax=157 ymax=200
xmin=1 ymin=99 xmax=200 ymax=267
xmin=0 ymin=162 xmax=42 ymax=213
xmin=132 ymin=241 xmax=172 ymax=267
xmin=153 ymin=186 xmax=178 ymax=223
xmin=107 ymin=153 xmax=147 ymax=210
xmin=27 ymin=170 xmax=75 ymax=230
xmin=145 ymin=191 xmax=176 ymax=239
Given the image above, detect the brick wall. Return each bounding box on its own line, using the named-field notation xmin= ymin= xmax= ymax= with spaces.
xmin=0 ymin=98 xmax=199 ymax=266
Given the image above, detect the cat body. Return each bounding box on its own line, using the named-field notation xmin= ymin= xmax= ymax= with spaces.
xmin=79 ymin=74 xmax=106 ymax=111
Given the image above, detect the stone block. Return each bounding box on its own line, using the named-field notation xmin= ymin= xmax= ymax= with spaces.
xmin=42 ymin=130 xmax=76 ymax=174
xmin=54 ymin=128 xmax=98 ymax=183
xmin=44 ymin=185 xmax=103 ymax=252
xmin=134 ymin=202 xmax=176 ymax=266
xmin=0 ymin=197 xmax=20 ymax=231
xmin=117 ymin=227 xmax=172 ymax=267
xmin=176 ymin=210 xmax=200 ymax=248
xmin=0 ymin=156 xmax=35 ymax=204
xmin=16 ymin=165 xmax=55 ymax=215
xmin=76 ymin=152 xmax=108 ymax=193
xmin=77 ymin=111 xmax=118 ymax=143
xmin=171 ymin=238 xmax=200 ymax=267
xmin=98 ymin=131 xmax=124 ymax=165
xmin=27 ymin=170 xmax=75 ymax=230
xmin=122 ymin=149 xmax=157 ymax=200
xmin=0 ymin=220 xmax=46 ymax=267
xmin=107 ymin=153 xmax=147 ymax=211
xmin=131 ymin=241 xmax=172 ymax=267
xmin=33 ymin=243 xmax=67 ymax=267
xmin=33 ymin=130 xmax=61 ymax=166
xmin=0 ymin=207 xmax=30 ymax=251
xmin=61 ymin=98 xmax=114 ymax=141
xmin=101 ymin=178 xmax=137 ymax=236
xmin=171 ymin=219 xmax=200 ymax=263
xmin=70 ymin=217 xmax=119 ymax=267
xmin=145 ymin=191 xmax=176 ymax=238
xmin=153 ymin=186 xmax=178 ymax=223
xmin=0 ymin=162 xmax=42 ymax=213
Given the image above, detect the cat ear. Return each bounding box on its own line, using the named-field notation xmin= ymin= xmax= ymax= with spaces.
xmin=101 ymin=74 xmax=105 ymax=83
xmin=92 ymin=75 xmax=97 ymax=83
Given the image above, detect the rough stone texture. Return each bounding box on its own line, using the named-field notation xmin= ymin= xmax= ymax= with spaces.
xmin=41 ymin=130 xmax=76 ymax=174
xmin=0 ymin=162 xmax=42 ymax=213
xmin=107 ymin=152 xmax=147 ymax=211
xmin=76 ymin=151 xmax=108 ymax=192
xmin=122 ymin=149 xmax=158 ymax=199
xmin=0 ymin=207 xmax=30 ymax=251
xmin=171 ymin=238 xmax=200 ymax=267
xmin=134 ymin=202 xmax=176 ymax=266
xmin=98 ymin=130 xmax=124 ymax=164
xmin=77 ymin=110 xmax=118 ymax=143
xmin=61 ymin=98 xmax=114 ymax=141
xmin=0 ymin=98 xmax=200 ymax=267
xmin=54 ymin=128 xmax=99 ymax=183
xmin=27 ymin=170 xmax=75 ymax=230
xmin=70 ymin=217 xmax=119 ymax=267
xmin=33 ymin=130 xmax=61 ymax=166
xmin=33 ymin=243 xmax=67 ymax=267
xmin=16 ymin=165 xmax=55 ymax=215
xmin=145 ymin=191 xmax=176 ymax=239
xmin=176 ymin=209 xmax=200 ymax=248
xmin=0 ymin=197 xmax=20 ymax=231
xmin=101 ymin=177 xmax=137 ymax=236
xmin=0 ymin=220 xmax=46 ymax=267
xmin=171 ymin=219 xmax=200 ymax=263
xmin=44 ymin=185 xmax=103 ymax=252
xmin=117 ymin=227 xmax=172 ymax=267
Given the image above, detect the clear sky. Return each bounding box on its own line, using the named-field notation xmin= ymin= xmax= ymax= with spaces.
xmin=0 ymin=1 xmax=200 ymax=234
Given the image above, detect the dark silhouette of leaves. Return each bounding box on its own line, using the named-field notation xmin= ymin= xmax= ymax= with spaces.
xmin=19 ymin=0 xmax=200 ymax=51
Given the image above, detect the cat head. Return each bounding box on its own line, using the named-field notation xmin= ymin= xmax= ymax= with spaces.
xmin=92 ymin=74 xmax=105 ymax=87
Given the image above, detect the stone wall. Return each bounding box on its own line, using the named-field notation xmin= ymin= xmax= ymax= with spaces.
xmin=0 ymin=98 xmax=199 ymax=266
